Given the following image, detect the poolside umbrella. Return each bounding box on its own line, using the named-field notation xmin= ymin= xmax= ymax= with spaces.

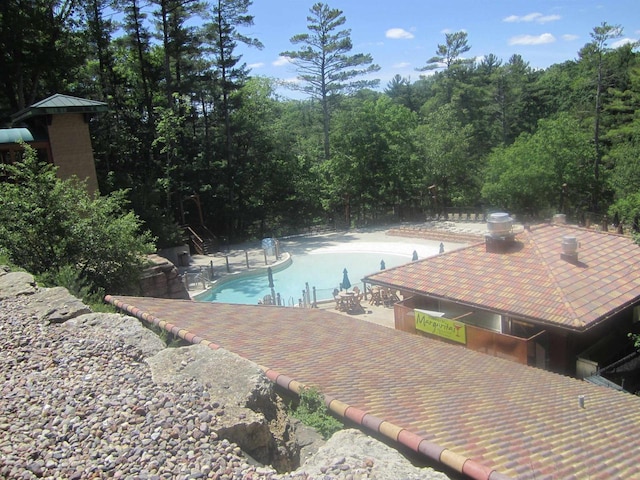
xmin=412 ymin=250 xmax=418 ymax=261
xmin=341 ymin=268 xmax=351 ymax=291
xmin=380 ymin=259 xmax=386 ymax=270
xmin=267 ymin=267 xmax=274 ymax=288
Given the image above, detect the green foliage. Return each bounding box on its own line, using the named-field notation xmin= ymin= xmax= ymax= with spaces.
xmin=2 ymin=6 xmax=640 ymax=241
xmin=415 ymin=103 xmax=475 ymax=208
xmin=328 ymin=95 xmax=418 ymax=223
xmin=482 ymin=113 xmax=595 ymax=217
xmin=418 ymin=30 xmax=472 ymax=72
xmin=37 ymin=265 xmax=115 ymax=312
xmin=608 ymin=192 xmax=640 ymax=230
xmin=0 ymin=144 xmax=155 ymax=296
xmin=282 ymin=2 xmax=380 ymax=161
xmin=291 ymin=387 xmax=343 ymax=440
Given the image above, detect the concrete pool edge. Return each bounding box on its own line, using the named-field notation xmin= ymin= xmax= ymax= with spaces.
xmin=194 ymin=249 xmax=413 ymax=305
xmin=192 ymin=253 xmax=293 ymax=301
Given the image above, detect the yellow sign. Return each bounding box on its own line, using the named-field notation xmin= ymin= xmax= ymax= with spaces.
xmin=415 ymin=309 xmax=466 ymax=344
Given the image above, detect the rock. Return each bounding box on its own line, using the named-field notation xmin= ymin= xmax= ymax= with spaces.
xmin=0 ymin=267 xmax=452 ymax=480
xmin=290 ymin=418 xmax=325 ymax=466
xmin=0 ymin=271 xmax=37 ymax=299
xmin=140 ymin=255 xmax=189 ymax=299
xmin=22 ymin=286 xmax=91 ymax=323
xmin=294 ymin=429 xmax=450 ymax=480
xmin=62 ymin=312 xmax=166 ymax=359
xmin=146 ymin=344 xmax=272 ymax=409
xmin=146 ymin=344 xmax=297 ymax=471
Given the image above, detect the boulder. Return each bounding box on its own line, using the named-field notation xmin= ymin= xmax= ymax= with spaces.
xmin=146 ymin=344 xmax=298 ymax=471
xmin=22 ymin=286 xmax=91 ymax=323
xmin=140 ymin=254 xmax=190 ymax=299
xmin=295 ymin=428 xmax=450 ymax=480
xmin=62 ymin=312 xmax=166 ymax=359
xmin=0 ymin=271 xmax=37 ymax=300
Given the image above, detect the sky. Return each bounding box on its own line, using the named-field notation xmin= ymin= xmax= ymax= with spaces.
xmin=236 ymin=0 xmax=639 ymax=98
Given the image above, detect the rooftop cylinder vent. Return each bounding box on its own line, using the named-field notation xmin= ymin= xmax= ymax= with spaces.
xmin=561 ymin=235 xmax=579 ymax=262
xmin=487 ymin=212 xmax=513 ymax=237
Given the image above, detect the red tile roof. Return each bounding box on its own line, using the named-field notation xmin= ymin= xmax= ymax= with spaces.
xmin=364 ymin=224 xmax=640 ymax=331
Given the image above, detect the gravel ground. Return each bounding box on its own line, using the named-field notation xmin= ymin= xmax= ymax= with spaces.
xmin=0 ymin=295 xmax=282 ymax=480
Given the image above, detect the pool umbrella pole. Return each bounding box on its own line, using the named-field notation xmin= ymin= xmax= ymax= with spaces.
xmin=267 ymin=267 xmax=275 ymax=305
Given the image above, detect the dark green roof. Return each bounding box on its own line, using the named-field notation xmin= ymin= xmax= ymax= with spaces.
xmin=11 ymin=94 xmax=108 ymax=123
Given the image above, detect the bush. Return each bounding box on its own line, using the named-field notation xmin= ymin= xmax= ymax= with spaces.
xmin=0 ymin=143 xmax=155 ymax=295
xmin=291 ymin=386 xmax=343 ymax=440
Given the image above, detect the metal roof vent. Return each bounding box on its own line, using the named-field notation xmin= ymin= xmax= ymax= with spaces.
xmin=561 ymin=235 xmax=579 ymax=263
xmin=487 ymin=212 xmax=513 ymax=237
xmin=485 ymin=212 xmax=515 ymax=252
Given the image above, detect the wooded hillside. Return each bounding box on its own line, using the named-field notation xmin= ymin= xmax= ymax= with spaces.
xmin=1 ymin=1 xmax=639 ymax=245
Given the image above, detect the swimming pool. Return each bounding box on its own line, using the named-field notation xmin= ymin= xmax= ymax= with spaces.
xmin=195 ymin=251 xmax=412 ymax=305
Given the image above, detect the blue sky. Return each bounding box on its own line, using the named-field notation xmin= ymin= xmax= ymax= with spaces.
xmin=237 ymin=1 xmax=639 ymax=98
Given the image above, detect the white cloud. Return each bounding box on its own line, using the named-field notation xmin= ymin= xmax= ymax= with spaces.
xmin=503 ymin=13 xmax=561 ymax=24
xmin=272 ymin=56 xmax=292 ymax=67
xmin=386 ymin=28 xmax=414 ymax=40
xmin=562 ymin=34 xmax=579 ymax=42
xmin=508 ymin=33 xmax=556 ymax=46
xmin=248 ymin=62 xmax=265 ymax=69
xmin=282 ymin=77 xmax=301 ymax=86
xmin=612 ymin=38 xmax=639 ymax=48
xmin=392 ymin=61 xmax=411 ymax=68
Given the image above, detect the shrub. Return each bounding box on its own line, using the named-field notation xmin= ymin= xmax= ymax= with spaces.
xmin=0 ymin=143 xmax=155 ymax=295
xmin=291 ymin=386 xmax=343 ymax=440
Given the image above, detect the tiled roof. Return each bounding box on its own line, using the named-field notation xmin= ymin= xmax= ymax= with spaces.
xmin=364 ymin=224 xmax=640 ymax=331
xmin=106 ymin=295 xmax=640 ymax=479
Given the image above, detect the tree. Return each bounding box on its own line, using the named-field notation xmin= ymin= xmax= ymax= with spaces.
xmin=201 ymin=0 xmax=263 ymax=235
xmin=0 ymin=144 xmax=155 ymax=295
xmin=385 ymin=74 xmax=422 ymax=112
xmin=414 ymin=103 xmax=474 ymax=211
xmin=0 ymin=0 xmax=85 ymax=118
xmin=579 ymin=22 xmax=623 ymax=210
xmin=281 ymin=2 xmax=380 ymax=160
xmin=482 ymin=113 xmax=595 ymax=217
xmin=416 ymin=31 xmax=473 ymax=107
xmin=417 ymin=30 xmax=472 ymax=72
xmin=328 ymin=94 xmax=417 ymax=225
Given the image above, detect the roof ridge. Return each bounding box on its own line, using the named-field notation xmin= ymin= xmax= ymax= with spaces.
xmin=527 ymin=225 xmax=584 ymax=328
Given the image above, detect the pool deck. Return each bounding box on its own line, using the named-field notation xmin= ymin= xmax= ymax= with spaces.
xmin=182 ymin=222 xmax=488 ymax=327
xmin=183 ymin=221 xmax=485 ymax=293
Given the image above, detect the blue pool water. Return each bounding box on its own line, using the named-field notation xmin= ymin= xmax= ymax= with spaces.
xmin=196 ymin=251 xmax=411 ymax=305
